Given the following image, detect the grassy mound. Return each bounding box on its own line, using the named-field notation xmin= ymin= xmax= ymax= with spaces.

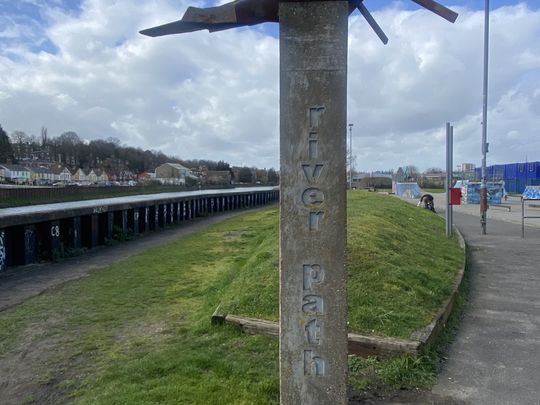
xmin=0 ymin=192 xmax=463 ymax=403
xmin=220 ymin=191 xmax=462 ymax=339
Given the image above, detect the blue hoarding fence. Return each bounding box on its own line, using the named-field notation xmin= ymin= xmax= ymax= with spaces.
xmin=471 ymin=162 xmax=540 ymax=194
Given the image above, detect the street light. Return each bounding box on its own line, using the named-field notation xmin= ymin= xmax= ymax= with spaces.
xmin=348 ymin=123 xmax=354 ymax=189
xmin=480 ymin=0 xmax=490 ymax=234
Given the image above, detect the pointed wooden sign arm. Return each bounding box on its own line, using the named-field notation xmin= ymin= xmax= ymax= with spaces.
xmin=139 ymin=0 xmax=457 ymax=38
xmin=412 ymin=0 xmax=458 ymax=23
xmin=355 ymin=1 xmax=388 ymax=44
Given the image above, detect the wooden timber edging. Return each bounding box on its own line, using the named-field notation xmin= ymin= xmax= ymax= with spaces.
xmin=211 ymin=307 xmax=419 ymax=358
xmin=211 ymin=226 xmax=467 ymax=359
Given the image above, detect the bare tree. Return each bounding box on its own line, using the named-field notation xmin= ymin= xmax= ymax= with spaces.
xmin=403 ymin=165 xmax=420 ymax=181
xmin=41 ymin=126 xmax=48 ymax=146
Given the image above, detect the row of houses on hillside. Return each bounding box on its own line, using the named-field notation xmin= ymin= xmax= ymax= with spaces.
xmin=0 ymin=164 xmax=109 ymax=185
xmin=152 ymin=163 xmax=232 ymax=185
xmin=2 ymin=161 xmax=269 ymax=187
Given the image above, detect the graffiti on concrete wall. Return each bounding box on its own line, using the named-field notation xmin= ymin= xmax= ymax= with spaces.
xmin=24 ymin=226 xmax=37 ymax=263
xmin=0 ymin=230 xmax=6 ymax=272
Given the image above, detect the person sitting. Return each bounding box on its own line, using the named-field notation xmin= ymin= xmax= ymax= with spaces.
xmin=417 ymin=194 xmax=436 ymax=212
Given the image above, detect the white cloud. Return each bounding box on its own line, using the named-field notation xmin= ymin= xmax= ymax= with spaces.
xmin=0 ymin=1 xmax=539 ymax=172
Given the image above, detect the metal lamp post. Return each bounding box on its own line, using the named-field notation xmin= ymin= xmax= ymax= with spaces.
xmin=349 ymin=123 xmax=353 ymax=189
xmin=480 ymin=0 xmax=490 ymax=234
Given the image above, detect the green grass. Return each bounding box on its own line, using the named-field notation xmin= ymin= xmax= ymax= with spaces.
xmin=221 ymin=192 xmax=463 ymax=339
xmin=0 ymin=210 xmax=281 ymax=404
xmin=0 ymin=192 xmax=463 ymax=402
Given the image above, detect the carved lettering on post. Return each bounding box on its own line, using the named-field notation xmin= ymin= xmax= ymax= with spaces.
xmin=302 ymin=164 xmax=324 ymax=183
xmin=302 ymin=295 xmax=324 ymax=315
xmin=309 ymin=135 xmax=318 ymax=160
xmin=304 ymin=319 xmax=321 ymax=345
xmin=302 ymin=188 xmax=325 ymax=207
xmin=303 ymin=264 xmax=325 ymax=290
xmin=309 ymin=106 xmax=326 ymax=129
xmin=304 ymin=350 xmax=326 ymax=377
xmin=309 ymin=211 xmax=324 ymax=231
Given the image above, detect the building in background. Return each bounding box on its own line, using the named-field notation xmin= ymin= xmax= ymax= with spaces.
xmin=0 ymin=164 xmax=32 ymax=184
xmin=461 ymin=163 xmax=475 ymax=173
xmin=155 ymin=163 xmax=193 ymax=185
xmin=29 ymin=167 xmax=54 ymax=185
xmin=51 ymin=165 xmax=72 ymax=183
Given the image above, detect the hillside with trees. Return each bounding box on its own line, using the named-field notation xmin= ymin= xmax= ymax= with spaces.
xmin=0 ymin=125 xmax=278 ymax=184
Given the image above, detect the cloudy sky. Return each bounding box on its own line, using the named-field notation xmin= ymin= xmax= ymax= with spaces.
xmin=0 ymin=0 xmax=539 ymax=172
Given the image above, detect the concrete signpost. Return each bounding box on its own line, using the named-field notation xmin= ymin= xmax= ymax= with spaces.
xmin=280 ymin=4 xmax=348 ymax=402
xmin=140 ymin=1 xmax=457 ymax=403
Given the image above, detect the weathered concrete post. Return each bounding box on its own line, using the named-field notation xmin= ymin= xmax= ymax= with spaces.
xmin=279 ymin=2 xmax=348 ymax=404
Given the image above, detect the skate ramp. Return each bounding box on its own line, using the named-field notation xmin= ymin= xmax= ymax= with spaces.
xmin=523 ymin=186 xmax=540 ymax=199
xmin=393 ymin=182 xmax=422 ymax=199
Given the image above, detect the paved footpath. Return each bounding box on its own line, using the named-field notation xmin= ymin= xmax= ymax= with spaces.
xmin=431 ymin=211 xmax=540 ymax=404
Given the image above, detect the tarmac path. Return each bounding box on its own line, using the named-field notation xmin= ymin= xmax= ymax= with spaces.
xmin=389 ymin=193 xmax=540 ymax=404
xmin=431 ymin=210 xmax=540 ymax=404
